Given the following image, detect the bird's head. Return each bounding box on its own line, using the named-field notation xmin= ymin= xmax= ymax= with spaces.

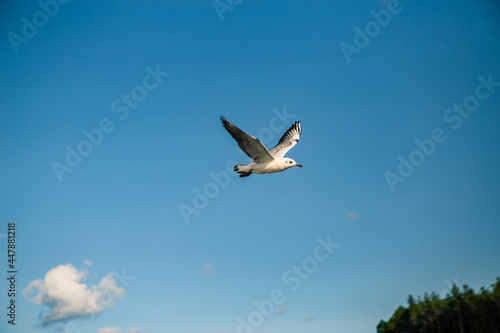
xmin=283 ymin=158 xmax=302 ymax=169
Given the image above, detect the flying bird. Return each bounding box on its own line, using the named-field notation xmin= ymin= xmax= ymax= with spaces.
xmin=220 ymin=116 xmax=302 ymax=177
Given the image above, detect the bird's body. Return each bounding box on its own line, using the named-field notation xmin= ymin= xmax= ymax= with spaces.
xmin=220 ymin=116 xmax=302 ymax=177
xmin=233 ymin=158 xmax=296 ymax=176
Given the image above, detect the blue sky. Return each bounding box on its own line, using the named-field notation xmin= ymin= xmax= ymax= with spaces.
xmin=1 ymin=1 xmax=500 ymax=332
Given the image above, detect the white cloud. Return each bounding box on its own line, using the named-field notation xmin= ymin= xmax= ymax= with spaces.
xmin=23 ymin=263 xmax=125 ymax=324
xmin=274 ymin=306 xmax=287 ymax=315
xmin=98 ymin=327 xmax=122 ymax=333
xmin=201 ymin=262 xmax=214 ymax=275
xmin=98 ymin=327 xmax=146 ymax=333
xmin=346 ymin=212 xmax=359 ymax=220
xmin=125 ymin=327 xmax=142 ymax=333
xmin=83 ymin=259 xmax=93 ymax=267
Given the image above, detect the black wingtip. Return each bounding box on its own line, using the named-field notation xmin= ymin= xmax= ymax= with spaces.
xmin=289 ymin=121 xmax=301 ymax=132
xmin=220 ymin=116 xmax=228 ymax=126
xmin=295 ymin=121 xmax=301 ymax=132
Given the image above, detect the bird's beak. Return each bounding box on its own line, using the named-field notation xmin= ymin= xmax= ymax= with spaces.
xmin=296 ymin=164 xmax=303 ymax=167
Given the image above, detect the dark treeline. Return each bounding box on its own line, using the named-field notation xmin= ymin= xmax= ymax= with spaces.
xmin=377 ymin=277 xmax=500 ymax=333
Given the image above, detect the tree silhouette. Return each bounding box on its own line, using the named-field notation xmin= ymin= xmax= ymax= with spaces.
xmin=377 ymin=277 xmax=500 ymax=333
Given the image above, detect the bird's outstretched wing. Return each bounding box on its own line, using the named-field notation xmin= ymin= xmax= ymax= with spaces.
xmin=269 ymin=121 xmax=301 ymax=158
xmin=220 ymin=116 xmax=274 ymax=163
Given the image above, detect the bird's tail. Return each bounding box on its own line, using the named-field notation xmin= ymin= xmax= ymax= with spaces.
xmin=233 ymin=164 xmax=252 ymax=177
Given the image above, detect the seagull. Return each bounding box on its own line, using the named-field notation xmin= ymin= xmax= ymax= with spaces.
xmin=220 ymin=116 xmax=302 ymax=177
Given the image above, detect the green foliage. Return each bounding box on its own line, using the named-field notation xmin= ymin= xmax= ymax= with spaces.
xmin=377 ymin=277 xmax=500 ymax=333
